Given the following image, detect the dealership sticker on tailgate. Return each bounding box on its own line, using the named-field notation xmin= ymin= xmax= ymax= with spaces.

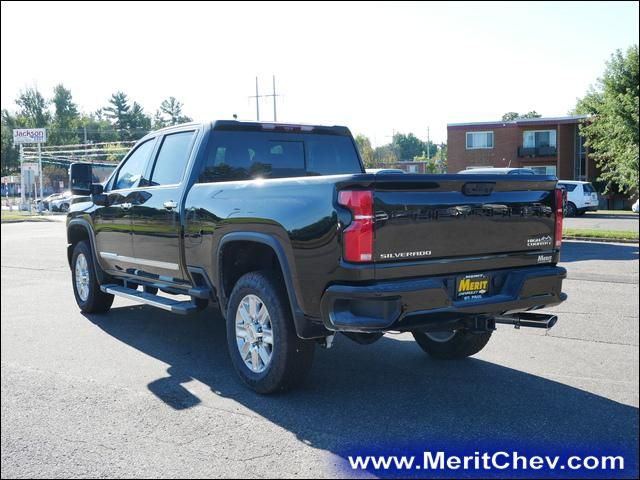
xmin=457 ymin=273 xmax=490 ymax=300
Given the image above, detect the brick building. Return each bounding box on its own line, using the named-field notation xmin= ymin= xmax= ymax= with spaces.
xmin=447 ymin=115 xmax=596 ymax=181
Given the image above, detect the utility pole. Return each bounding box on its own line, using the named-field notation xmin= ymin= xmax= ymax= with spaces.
xmin=37 ymin=142 xmax=43 ymax=211
xmin=264 ymin=75 xmax=280 ymax=121
xmin=248 ymin=76 xmax=264 ymax=121
xmin=386 ymin=128 xmax=396 ymax=144
xmin=19 ymin=144 xmax=24 ymax=209
xmin=426 ymin=126 xmax=430 ymax=161
xmin=84 ymin=126 xmax=88 ymax=162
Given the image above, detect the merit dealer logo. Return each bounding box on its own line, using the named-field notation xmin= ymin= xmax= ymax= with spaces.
xmin=527 ymin=235 xmax=553 ymax=248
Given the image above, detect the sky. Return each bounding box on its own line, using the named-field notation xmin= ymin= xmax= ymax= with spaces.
xmin=1 ymin=1 xmax=638 ymax=145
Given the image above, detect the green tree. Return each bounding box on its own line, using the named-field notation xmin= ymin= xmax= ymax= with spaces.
xmin=128 ymin=102 xmax=151 ymax=139
xmin=155 ymin=97 xmax=192 ymax=128
xmin=77 ymin=113 xmax=119 ymax=144
xmin=374 ymin=144 xmax=400 ymax=164
xmin=502 ymin=111 xmax=542 ymax=121
xmin=103 ymin=91 xmax=131 ymax=140
xmin=50 ymin=84 xmax=80 ymax=145
xmin=502 ymin=112 xmax=520 ymax=121
xmin=354 ymin=134 xmax=375 ymax=167
xmin=1 ymin=109 xmax=20 ymax=175
xmin=15 ymin=87 xmax=50 ymax=127
xmin=434 ymin=142 xmax=447 ymax=172
xmin=576 ymin=45 xmax=639 ymax=193
xmin=392 ymin=132 xmax=437 ymax=160
xmin=393 ymin=132 xmax=424 ymax=160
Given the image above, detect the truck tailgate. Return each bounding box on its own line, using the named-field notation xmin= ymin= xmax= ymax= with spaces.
xmin=373 ymin=175 xmax=559 ymax=267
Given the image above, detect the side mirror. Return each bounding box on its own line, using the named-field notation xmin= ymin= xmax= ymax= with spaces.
xmin=91 ymin=184 xmax=108 ymax=206
xmin=69 ymin=162 xmax=92 ymax=195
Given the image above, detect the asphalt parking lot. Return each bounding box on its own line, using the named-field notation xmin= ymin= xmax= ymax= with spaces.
xmin=1 ymin=221 xmax=638 ymax=478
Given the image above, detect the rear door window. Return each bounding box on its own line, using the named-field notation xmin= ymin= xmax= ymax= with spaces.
xmin=149 ymin=131 xmax=195 ymax=186
xmin=583 ymin=183 xmax=596 ymax=193
xmin=559 ymin=183 xmax=578 ymax=192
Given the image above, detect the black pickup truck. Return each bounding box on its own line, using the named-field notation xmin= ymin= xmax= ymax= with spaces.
xmin=67 ymin=120 xmax=567 ymax=393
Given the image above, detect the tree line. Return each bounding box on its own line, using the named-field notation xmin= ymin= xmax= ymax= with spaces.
xmin=1 ymin=85 xmax=192 ymax=175
xmin=354 ymin=132 xmax=447 ymax=172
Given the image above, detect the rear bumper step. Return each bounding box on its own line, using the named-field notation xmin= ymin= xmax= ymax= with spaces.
xmin=100 ymin=284 xmax=199 ymax=315
xmin=320 ymin=265 xmax=566 ymax=333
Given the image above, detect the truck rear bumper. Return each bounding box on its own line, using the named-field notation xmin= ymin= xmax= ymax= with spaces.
xmin=320 ymin=265 xmax=567 ymax=333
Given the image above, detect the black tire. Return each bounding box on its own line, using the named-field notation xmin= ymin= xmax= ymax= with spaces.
xmin=565 ymin=202 xmax=577 ymax=217
xmin=412 ymin=329 xmax=492 ymax=359
xmin=226 ymin=270 xmax=314 ymax=394
xmin=60 ymin=203 xmax=69 ymax=213
xmin=71 ymin=241 xmax=114 ymax=313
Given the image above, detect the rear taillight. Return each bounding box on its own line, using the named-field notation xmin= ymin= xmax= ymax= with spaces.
xmin=555 ymin=188 xmax=564 ymax=249
xmin=338 ymin=190 xmax=373 ymax=262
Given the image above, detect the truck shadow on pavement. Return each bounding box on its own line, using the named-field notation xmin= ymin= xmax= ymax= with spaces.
xmin=560 ymin=241 xmax=638 ymax=262
xmin=85 ymin=306 xmax=639 ymax=476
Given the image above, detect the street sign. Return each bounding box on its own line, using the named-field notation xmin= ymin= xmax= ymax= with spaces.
xmin=23 ymin=162 xmax=40 ymax=175
xmin=13 ymin=128 xmax=47 ymax=144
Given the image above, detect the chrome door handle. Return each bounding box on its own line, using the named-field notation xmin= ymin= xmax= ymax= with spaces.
xmin=163 ymin=200 xmax=177 ymax=210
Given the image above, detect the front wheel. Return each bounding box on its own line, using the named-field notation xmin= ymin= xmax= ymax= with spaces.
xmin=412 ymin=329 xmax=492 ymax=359
xmin=71 ymin=241 xmax=114 ymax=313
xmin=226 ymin=270 xmax=314 ymax=394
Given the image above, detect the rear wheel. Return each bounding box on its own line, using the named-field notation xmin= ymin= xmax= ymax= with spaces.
xmin=71 ymin=241 xmax=114 ymax=313
xmin=412 ymin=329 xmax=492 ymax=359
xmin=226 ymin=270 xmax=314 ymax=394
xmin=565 ymin=202 xmax=577 ymax=217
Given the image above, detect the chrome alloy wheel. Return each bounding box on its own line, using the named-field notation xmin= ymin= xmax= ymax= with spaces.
xmin=425 ymin=330 xmax=457 ymax=342
xmin=235 ymin=294 xmax=274 ymax=373
xmin=75 ymin=253 xmax=90 ymax=302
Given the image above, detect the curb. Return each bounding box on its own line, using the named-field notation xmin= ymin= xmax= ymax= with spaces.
xmin=563 ymin=236 xmax=639 ymax=244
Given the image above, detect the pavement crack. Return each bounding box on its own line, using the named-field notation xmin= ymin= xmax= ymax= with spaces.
xmin=547 ymin=334 xmax=639 ymax=347
xmin=1 ymin=265 xmax=68 ymax=272
xmin=62 ymin=438 xmax=116 ymax=452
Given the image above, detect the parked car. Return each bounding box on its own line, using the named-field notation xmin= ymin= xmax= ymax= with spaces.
xmin=365 ymin=168 xmax=405 ymax=174
xmin=457 ymin=167 xmax=536 ymax=175
xmin=35 ymin=193 xmax=60 ymax=211
xmin=66 ymin=120 xmax=566 ymax=393
xmin=556 ymin=181 xmax=599 ymax=217
xmin=50 ymin=191 xmax=73 ymax=212
xmin=632 ymin=199 xmax=639 ymax=213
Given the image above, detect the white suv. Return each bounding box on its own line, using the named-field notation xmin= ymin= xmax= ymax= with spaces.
xmin=557 ymin=181 xmax=599 ymax=217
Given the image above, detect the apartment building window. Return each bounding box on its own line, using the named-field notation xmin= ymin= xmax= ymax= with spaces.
xmin=466 ymin=131 xmax=494 ymax=149
xmin=523 ymin=130 xmax=556 ymax=148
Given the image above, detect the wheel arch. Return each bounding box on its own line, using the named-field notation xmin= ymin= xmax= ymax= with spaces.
xmin=67 ymin=218 xmax=108 ymax=284
xmin=216 ymin=232 xmax=327 ymax=339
